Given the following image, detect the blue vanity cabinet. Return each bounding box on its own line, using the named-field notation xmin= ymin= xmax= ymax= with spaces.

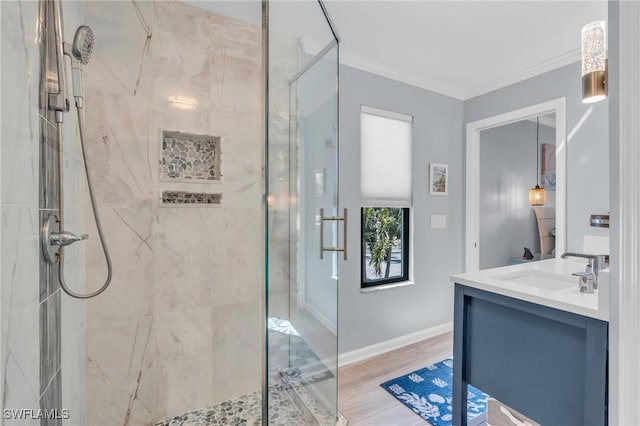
xmin=452 ymin=284 xmax=608 ymax=426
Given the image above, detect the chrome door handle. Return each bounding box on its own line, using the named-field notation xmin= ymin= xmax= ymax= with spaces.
xmin=320 ymin=208 xmax=348 ymax=260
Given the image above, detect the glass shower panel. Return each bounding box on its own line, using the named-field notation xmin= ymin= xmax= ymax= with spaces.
xmin=290 ymin=44 xmax=339 ymax=420
xmin=267 ymin=0 xmax=340 ymax=424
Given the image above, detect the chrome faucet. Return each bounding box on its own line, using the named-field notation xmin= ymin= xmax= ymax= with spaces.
xmin=561 ymin=252 xmax=606 ymax=293
xmin=50 ymin=230 xmax=89 ymax=247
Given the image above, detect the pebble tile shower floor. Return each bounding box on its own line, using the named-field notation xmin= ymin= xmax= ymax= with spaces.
xmin=151 ymin=385 xmax=310 ymax=426
xmin=152 ymin=318 xmax=342 ymax=425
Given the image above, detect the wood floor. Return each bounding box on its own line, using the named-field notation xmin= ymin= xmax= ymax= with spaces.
xmin=338 ymin=332 xmax=453 ymax=426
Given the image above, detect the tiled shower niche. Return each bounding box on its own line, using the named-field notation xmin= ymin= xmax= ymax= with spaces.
xmin=161 ymin=191 xmax=222 ymax=205
xmin=160 ymin=130 xmax=222 ymax=181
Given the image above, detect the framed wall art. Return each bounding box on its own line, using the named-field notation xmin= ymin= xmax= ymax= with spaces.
xmin=429 ymin=163 xmax=448 ymax=195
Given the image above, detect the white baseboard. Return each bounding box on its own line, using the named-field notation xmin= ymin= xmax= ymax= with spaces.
xmin=300 ymin=302 xmax=338 ymax=335
xmin=338 ymin=322 xmax=453 ymax=367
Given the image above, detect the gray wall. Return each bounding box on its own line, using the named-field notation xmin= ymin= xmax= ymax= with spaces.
xmin=465 ymin=62 xmax=610 ymax=253
xmin=339 ymin=65 xmax=464 ymax=353
xmin=479 ymin=120 xmax=556 ymax=269
xmin=295 ymin=46 xmax=339 ymax=330
xmin=338 ymin=60 xmax=608 ymax=355
xmin=300 ymin=86 xmax=339 ymax=329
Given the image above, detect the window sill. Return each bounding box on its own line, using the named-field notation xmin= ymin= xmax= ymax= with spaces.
xmin=360 ymin=280 xmax=415 ymax=293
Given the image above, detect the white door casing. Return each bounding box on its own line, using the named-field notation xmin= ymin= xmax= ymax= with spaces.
xmin=465 ymin=98 xmax=567 ymax=272
xmin=610 ymin=2 xmax=640 ymax=424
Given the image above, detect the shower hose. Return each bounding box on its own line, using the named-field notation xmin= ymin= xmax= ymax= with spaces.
xmin=57 ymin=103 xmax=113 ymax=299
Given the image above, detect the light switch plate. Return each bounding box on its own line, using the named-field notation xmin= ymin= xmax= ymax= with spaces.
xmin=431 ymin=214 xmax=447 ymax=229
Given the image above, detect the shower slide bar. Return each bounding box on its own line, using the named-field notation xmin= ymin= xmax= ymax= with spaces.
xmin=41 ymin=0 xmax=112 ymax=299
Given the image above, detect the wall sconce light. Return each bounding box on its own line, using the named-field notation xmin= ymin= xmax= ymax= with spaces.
xmin=581 ymin=20 xmax=607 ymax=104
xmin=168 ymin=95 xmax=198 ymax=110
xmin=529 ymin=117 xmax=546 ymax=206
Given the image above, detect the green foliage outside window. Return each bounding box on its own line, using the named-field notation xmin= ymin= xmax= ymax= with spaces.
xmin=362 ymin=207 xmax=404 ymax=278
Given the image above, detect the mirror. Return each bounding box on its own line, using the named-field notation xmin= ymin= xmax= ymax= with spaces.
xmin=479 ymin=112 xmax=558 ymax=269
xmin=465 ymin=57 xmax=609 ymax=272
xmin=467 ymin=98 xmax=570 ymax=272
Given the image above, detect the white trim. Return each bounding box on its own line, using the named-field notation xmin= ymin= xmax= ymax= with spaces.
xmin=526 ymin=115 xmax=556 ymax=129
xmin=612 ymin=3 xmax=640 ymax=425
xmin=341 ymin=49 xmax=580 ymax=101
xmin=465 ymin=98 xmax=566 ymax=272
xmin=341 ymin=50 xmax=466 ymax=100
xmin=301 ymin=302 xmax=337 ymax=336
xmin=464 ymin=49 xmax=581 ymax=100
xmin=338 ymin=322 xmax=453 ymax=367
xmin=360 ymin=280 xmax=415 ymax=293
xmin=361 ymin=105 xmax=413 ymax=122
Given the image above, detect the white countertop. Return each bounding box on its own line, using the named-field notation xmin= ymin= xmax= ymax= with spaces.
xmin=450 ymin=258 xmax=609 ymax=322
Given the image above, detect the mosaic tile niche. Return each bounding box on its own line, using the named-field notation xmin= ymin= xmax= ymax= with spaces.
xmin=161 ymin=191 xmax=222 ymax=205
xmin=161 ymin=130 xmax=221 ymax=181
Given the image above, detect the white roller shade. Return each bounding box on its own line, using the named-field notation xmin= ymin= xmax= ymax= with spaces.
xmin=360 ymin=106 xmax=413 ymax=207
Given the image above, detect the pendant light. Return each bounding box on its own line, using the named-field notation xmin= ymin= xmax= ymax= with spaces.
xmin=529 ymin=117 xmax=546 ymax=206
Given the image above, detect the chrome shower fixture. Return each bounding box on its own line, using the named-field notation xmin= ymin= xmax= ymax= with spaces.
xmin=71 ymin=25 xmax=94 ymax=65
xmin=43 ymin=5 xmax=112 ymax=299
xmin=63 ymin=25 xmax=94 ymax=105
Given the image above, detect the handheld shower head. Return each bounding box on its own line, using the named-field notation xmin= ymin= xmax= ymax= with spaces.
xmin=64 ymin=25 xmax=94 ymax=105
xmin=72 ymin=25 xmax=93 ymax=65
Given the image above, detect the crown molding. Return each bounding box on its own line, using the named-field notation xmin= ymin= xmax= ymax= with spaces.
xmin=339 ymin=50 xmax=467 ymax=100
xmin=463 ymin=49 xmax=581 ymax=99
xmin=339 ymin=48 xmax=581 ymax=102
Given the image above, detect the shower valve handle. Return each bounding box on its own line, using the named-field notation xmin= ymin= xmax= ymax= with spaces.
xmin=50 ymin=231 xmax=89 ymax=247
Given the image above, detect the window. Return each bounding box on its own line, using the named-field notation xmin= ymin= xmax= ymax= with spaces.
xmin=360 ymin=106 xmax=412 ymax=288
xmin=361 ymin=207 xmax=410 ymax=287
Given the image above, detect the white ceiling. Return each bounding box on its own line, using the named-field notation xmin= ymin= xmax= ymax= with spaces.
xmin=189 ymin=0 xmax=608 ymax=100
xmin=324 ymin=0 xmax=608 ymax=99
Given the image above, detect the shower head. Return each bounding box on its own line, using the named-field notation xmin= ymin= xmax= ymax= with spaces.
xmin=63 ymin=25 xmax=94 ymax=104
xmin=72 ymin=25 xmax=94 ymax=65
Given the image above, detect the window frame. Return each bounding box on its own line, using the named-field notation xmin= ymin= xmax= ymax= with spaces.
xmin=360 ymin=207 xmax=410 ymax=289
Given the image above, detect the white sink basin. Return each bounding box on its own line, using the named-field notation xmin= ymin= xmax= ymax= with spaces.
xmin=493 ymin=270 xmax=577 ymax=292
xmin=451 ymin=258 xmax=608 ymax=321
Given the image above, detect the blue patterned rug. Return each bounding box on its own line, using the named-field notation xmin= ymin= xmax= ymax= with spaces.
xmin=380 ymin=358 xmax=488 ymax=425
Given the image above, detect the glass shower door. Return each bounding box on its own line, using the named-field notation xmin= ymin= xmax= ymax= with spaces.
xmin=266 ymin=1 xmax=340 ymax=423
xmin=290 ymin=43 xmax=340 ymax=420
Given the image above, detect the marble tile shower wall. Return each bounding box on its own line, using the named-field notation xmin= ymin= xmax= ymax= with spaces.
xmin=2 ymin=1 xmax=86 ymax=425
xmin=1 ymin=2 xmax=41 ymax=422
xmin=59 ymin=3 xmax=89 ymax=425
xmin=81 ymin=2 xmax=262 ymax=424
